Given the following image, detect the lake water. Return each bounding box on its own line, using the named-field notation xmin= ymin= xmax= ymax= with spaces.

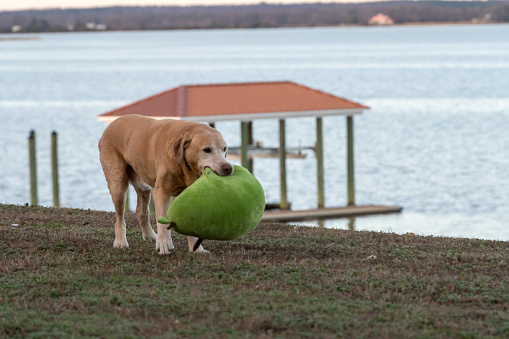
xmin=1 ymin=24 xmax=508 ymax=240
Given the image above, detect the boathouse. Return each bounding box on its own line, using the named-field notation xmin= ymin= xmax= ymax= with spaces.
xmin=98 ymin=81 xmax=402 ymax=221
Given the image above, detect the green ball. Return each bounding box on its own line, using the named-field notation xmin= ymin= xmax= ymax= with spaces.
xmin=158 ymin=165 xmax=265 ymax=240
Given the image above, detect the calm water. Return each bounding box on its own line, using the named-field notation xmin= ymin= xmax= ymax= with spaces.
xmin=1 ymin=25 xmax=508 ymax=240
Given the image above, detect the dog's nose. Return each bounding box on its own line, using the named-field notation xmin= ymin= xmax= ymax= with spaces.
xmin=222 ymin=163 xmax=233 ymax=176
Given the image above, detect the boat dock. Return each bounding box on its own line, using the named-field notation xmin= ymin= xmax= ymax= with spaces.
xmin=262 ymin=204 xmax=402 ymax=222
xmin=227 ymin=144 xmax=311 ymax=160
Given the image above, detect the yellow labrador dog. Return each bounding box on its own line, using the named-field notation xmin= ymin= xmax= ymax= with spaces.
xmin=98 ymin=114 xmax=233 ymax=254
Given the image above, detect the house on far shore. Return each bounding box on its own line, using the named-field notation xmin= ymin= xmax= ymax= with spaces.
xmin=85 ymin=23 xmax=107 ymax=31
xmin=368 ymin=13 xmax=394 ymax=26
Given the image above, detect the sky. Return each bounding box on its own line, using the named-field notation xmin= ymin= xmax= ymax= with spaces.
xmin=0 ymin=0 xmax=371 ymax=12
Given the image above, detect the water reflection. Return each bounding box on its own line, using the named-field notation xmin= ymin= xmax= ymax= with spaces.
xmin=292 ymin=212 xmax=509 ymax=241
xmin=306 ymin=217 xmax=357 ymax=230
xmin=348 ymin=217 xmax=356 ymax=231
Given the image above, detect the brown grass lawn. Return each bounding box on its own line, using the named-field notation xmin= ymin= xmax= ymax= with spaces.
xmin=1 ymin=203 xmax=508 ymax=338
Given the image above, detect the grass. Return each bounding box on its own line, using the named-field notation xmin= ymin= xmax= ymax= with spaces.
xmin=1 ymin=203 xmax=508 ymax=338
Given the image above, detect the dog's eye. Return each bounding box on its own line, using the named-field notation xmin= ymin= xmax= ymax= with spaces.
xmin=223 ymin=147 xmax=227 ymax=153
xmin=203 ymin=148 xmax=212 ymax=153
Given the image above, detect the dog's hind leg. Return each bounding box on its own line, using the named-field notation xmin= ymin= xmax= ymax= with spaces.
xmin=187 ymin=236 xmax=208 ymax=253
xmin=99 ymin=150 xmax=130 ymax=248
xmin=127 ymin=166 xmax=157 ymax=242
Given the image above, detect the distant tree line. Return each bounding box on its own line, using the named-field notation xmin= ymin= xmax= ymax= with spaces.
xmin=1 ymin=1 xmax=509 ymax=33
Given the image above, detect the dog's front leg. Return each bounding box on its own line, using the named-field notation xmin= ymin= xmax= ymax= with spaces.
xmin=153 ymin=187 xmax=174 ymax=255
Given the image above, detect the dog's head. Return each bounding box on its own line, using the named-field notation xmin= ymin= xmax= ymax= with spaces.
xmin=172 ymin=125 xmax=233 ymax=177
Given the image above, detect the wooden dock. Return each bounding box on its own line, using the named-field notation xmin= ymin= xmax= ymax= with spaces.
xmin=227 ymin=144 xmax=310 ymax=160
xmin=262 ymin=204 xmax=402 ymax=222
xmin=0 ymin=37 xmax=42 ymax=41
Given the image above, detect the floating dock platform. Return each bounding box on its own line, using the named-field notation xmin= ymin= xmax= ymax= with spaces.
xmin=262 ymin=205 xmax=403 ymax=222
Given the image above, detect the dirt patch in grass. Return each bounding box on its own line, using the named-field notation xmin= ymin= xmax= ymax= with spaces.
xmin=1 ymin=204 xmax=508 ymax=338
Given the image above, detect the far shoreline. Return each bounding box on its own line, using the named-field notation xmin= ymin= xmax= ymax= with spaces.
xmin=1 ymin=21 xmax=507 ymax=37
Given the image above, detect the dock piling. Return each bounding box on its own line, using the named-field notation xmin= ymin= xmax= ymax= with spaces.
xmin=241 ymin=122 xmax=249 ymax=169
xmin=28 ymin=130 xmax=38 ymax=206
xmin=51 ymin=131 xmax=60 ymax=207
xmin=279 ymin=119 xmax=289 ymax=210
xmin=247 ymin=121 xmax=254 ymax=173
xmin=347 ymin=116 xmax=355 ymax=206
xmin=316 ymin=117 xmax=325 ymax=208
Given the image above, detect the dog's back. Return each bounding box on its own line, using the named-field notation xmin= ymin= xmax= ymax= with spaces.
xmin=99 ymin=114 xmax=157 ymax=155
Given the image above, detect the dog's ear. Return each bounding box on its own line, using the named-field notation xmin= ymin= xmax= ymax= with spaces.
xmin=172 ymin=136 xmax=191 ymax=163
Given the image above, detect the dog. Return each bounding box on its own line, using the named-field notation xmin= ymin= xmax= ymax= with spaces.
xmin=98 ymin=114 xmax=234 ymax=254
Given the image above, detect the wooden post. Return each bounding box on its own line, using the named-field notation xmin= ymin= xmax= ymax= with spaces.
xmin=347 ymin=116 xmax=355 ymax=206
xmin=51 ymin=131 xmax=60 ymax=208
xmin=316 ymin=117 xmax=325 ymax=208
xmin=28 ymin=130 xmax=38 ymax=206
xmin=241 ymin=121 xmax=249 ymax=169
xmin=279 ymin=119 xmax=289 ymax=210
xmin=247 ymin=121 xmax=254 ymax=173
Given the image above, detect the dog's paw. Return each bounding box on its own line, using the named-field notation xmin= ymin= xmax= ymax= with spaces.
xmin=191 ymin=245 xmax=210 ymax=254
xmin=113 ymin=239 xmax=129 ymax=248
xmin=156 ymin=234 xmax=174 ymax=255
xmin=142 ymin=228 xmax=157 ymax=242
xmin=192 ymin=248 xmax=210 ymax=254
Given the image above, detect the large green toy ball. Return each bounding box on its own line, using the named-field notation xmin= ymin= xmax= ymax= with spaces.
xmin=158 ymin=165 xmax=265 ymax=242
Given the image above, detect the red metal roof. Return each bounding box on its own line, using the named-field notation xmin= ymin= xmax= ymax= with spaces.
xmin=98 ymin=81 xmax=369 ymax=122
